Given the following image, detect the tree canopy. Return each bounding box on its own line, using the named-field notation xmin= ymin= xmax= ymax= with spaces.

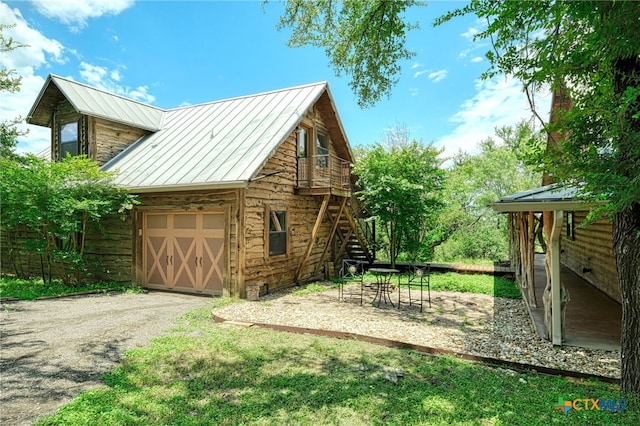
xmin=278 ymin=0 xmax=422 ymax=108
xmin=0 ymin=24 xmax=27 ymax=158
xmin=354 ymin=136 xmax=444 ymax=266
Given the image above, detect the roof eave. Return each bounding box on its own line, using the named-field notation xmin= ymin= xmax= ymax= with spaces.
xmin=491 ymin=200 xmax=601 ymax=213
xmin=127 ymin=180 xmax=248 ymax=194
xmin=26 ymin=75 xmax=55 ymax=127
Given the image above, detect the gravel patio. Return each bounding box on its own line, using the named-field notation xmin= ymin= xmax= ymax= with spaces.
xmin=212 ymin=282 xmax=621 ymax=380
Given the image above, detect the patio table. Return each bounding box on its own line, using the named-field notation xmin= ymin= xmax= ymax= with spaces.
xmin=368 ymin=268 xmax=400 ymax=307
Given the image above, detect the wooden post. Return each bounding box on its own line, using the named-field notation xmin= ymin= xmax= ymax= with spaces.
xmin=528 ymin=211 xmax=537 ymax=307
xmin=314 ymin=197 xmax=347 ymax=276
xmin=551 ymin=210 xmax=563 ymax=346
xmin=295 ymin=194 xmax=330 ymax=282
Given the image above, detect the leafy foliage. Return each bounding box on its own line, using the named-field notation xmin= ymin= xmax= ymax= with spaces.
xmin=0 ymin=24 xmax=27 ymax=159
xmin=277 ymin=0 xmax=423 ymax=108
xmin=354 ymin=138 xmax=444 ymax=266
xmin=0 ymin=155 xmax=138 ymax=285
xmin=437 ymin=1 xmax=640 ymax=217
xmin=437 ymin=123 xmax=541 ymax=262
xmin=438 ymin=0 xmax=640 ymax=395
xmin=0 ymin=275 xmax=142 ymax=301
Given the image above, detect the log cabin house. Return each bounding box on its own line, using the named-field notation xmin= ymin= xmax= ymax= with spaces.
xmin=19 ymin=75 xmax=373 ymax=298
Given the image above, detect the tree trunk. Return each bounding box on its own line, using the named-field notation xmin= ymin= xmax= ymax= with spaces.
xmin=614 ymin=204 xmax=640 ymax=396
xmin=612 ymin=54 xmax=640 ymax=396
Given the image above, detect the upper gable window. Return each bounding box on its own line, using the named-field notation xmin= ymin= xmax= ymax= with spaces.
xmin=298 ymin=127 xmax=308 ymax=158
xmin=60 ymin=121 xmax=79 ymax=158
xmin=316 ymin=131 xmax=329 ymax=157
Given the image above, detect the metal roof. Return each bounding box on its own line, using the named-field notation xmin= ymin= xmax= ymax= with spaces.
xmin=27 ymin=75 xmax=164 ymax=132
xmin=102 ymin=82 xmax=329 ymax=191
xmin=492 ymin=184 xmax=600 ymax=212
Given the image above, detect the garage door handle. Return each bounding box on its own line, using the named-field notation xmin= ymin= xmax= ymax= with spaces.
xmin=166 ymin=255 xmax=169 ymax=265
xmin=195 ymin=257 xmax=198 ymax=267
xmin=199 ymin=257 xmax=203 ymax=267
xmin=170 ymin=255 xmax=173 ymax=265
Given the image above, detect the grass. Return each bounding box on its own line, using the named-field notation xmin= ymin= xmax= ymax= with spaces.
xmin=0 ymin=275 xmax=143 ymax=300
xmin=36 ymin=306 xmax=638 ymax=426
xmin=428 ymin=272 xmax=521 ymax=299
xmin=339 ymin=271 xmax=521 ymax=300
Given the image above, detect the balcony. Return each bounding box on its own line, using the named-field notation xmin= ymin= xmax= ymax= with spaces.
xmin=296 ymin=155 xmax=351 ymax=196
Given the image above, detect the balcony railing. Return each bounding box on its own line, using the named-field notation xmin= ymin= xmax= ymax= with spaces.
xmin=297 ymin=155 xmax=351 ymax=192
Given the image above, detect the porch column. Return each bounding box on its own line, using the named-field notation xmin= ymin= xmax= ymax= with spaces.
xmin=551 ymin=209 xmax=563 ymax=345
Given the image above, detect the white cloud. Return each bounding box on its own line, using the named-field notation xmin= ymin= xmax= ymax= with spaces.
xmin=0 ymin=3 xmax=153 ymax=154
xmin=428 ymin=69 xmax=448 ymax=83
xmin=413 ymin=69 xmax=428 ymax=78
xmin=0 ymin=2 xmax=66 ymax=154
xmin=79 ymin=62 xmax=156 ymax=103
xmin=28 ymin=0 xmax=135 ymax=32
xmin=408 ymin=88 xmax=419 ymax=97
xmin=470 ymin=56 xmax=484 ymax=63
xmin=461 ymin=26 xmax=479 ymax=41
xmin=411 ymin=62 xmax=421 ymax=70
xmin=435 ymin=76 xmax=552 ymax=162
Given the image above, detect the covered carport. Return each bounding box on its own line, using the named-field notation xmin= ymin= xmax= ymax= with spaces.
xmin=492 ymin=184 xmax=620 ymax=348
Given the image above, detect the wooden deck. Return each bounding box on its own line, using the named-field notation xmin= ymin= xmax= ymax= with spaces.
xmin=529 ymin=253 xmax=621 ymax=351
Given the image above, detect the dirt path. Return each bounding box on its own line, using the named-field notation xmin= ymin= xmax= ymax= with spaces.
xmin=0 ymin=291 xmax=212 ymax=425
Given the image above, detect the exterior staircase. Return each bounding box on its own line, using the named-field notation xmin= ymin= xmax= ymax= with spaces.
xmin=328 ymin=199 xmax=374 ymax=263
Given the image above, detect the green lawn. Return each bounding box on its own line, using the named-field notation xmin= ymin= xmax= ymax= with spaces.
xmin=344 ymin=271 xmax=521 ymax=299
xmin=35 ymin=305 xmax=637 ymax=425
xmin=0 ymin=276 xmax=142 ymax=300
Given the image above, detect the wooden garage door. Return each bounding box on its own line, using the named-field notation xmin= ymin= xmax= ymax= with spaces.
xmin=143 ymin=212 xmax=225 ymax=295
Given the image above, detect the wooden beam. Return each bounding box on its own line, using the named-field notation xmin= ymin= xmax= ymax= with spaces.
xmin=314 ymin=197 xmax=347 ymax=276
xmin=551 ymin=210 xmax=563 ymax=346
xmin=295 ymin=194 xmax=330 ymax=282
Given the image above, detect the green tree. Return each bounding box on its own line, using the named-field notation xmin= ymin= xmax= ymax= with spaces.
xmin=0 ymin=24 xmax=27 ymax=158
xmin=277 ymin=0 xmax=422 ymax=108
xmin=438 ymin=0 xmax=640 ymax=396
xmin=279 ymin=0 xmax=640 ymax=396
xmin=438 ymin=124 xmax=541 ymax=262
xmin=0 ymin=155 xmax=138 ymax=285
xmin=354 ymin=136 xmax=444 ymax=267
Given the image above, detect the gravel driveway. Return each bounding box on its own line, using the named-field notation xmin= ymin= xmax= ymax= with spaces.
xmin=0 ymin=291 xmax=212 ymax=425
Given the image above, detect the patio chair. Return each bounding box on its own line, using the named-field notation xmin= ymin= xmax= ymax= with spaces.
xmin=400 ymin=263 xmax=431 ymax=312
xmin=338 ymin=259 xmax=366 ymax=304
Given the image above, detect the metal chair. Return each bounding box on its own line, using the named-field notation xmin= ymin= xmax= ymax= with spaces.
xmin=401 ymin=263 xmax=431 ymax=312
xmin=338 ymin=259 xmax=366 ymax=304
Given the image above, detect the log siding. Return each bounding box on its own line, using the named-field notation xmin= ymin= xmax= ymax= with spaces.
xmin=561 ymin=211 xmax=620 ymax=303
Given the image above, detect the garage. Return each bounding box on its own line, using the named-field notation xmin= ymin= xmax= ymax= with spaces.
xmin=143 ymin=211 xmax=225 ymax=295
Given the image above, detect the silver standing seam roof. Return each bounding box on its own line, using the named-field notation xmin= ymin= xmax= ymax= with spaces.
xmin=28 ymin=75 xmax=164 ymax=132
xmin=102 ymin=82 xmax=329 ymax=191
xmin=491 ymin=184 xmax=599 ymax=212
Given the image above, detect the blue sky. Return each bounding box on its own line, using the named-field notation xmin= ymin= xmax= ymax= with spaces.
xmin=1 ymin=0 xmax=550 ymax=159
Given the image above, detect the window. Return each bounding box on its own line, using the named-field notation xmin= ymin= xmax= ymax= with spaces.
xmin=268 ymin=209 xmax=287 ymax=256
xmin=566 ymin=211 xmax=575 ymax=240
xmin=316 ymin=131 xmax=329 ymax=168
xmin=60 ymin=121 xmax=79 ymax=158
xmin=316 ymin=131 xmax=329 ymax=156
xmin=297 ymin=127 xmax=307 ymax=158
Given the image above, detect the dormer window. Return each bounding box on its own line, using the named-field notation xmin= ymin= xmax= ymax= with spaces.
xmin=60 ymin=121 xmax=79 ymax=158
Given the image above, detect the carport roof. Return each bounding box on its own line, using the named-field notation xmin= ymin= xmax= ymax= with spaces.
xmin=492 ymin=184 xmax=600 ymax=212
